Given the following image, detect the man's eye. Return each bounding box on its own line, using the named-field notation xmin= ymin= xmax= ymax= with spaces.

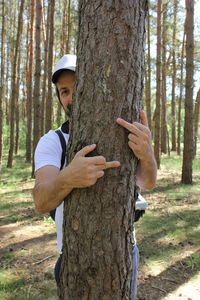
xmin=61 ymin=90 xmax=69 ymax=95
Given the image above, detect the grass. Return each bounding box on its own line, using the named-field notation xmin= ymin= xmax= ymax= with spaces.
xmin=0 ymin=149 xmax=200 ymax=299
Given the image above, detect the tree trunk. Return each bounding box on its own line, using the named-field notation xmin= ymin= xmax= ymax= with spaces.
xmin=66 ymin=0 xmax=71 ymax=53
xmin=177 ymin=30 xmax=185 ymax=155
xmin=0 ymin=0 xmax=5 ymax=167
xmin=15 ymin=51 xmax=21 ymax=155
xmin=154 ymin=0 xmax=162 ymax=169
xmin=45 ymin=0 xmax=55 ymax=133
xmin=171 ymin=0 xmax=177 ymax=151
xmin=181 ymin=0 xmax=194 ymax=184
xmin=145 ymin=3 xmax=151 ymax=131
xmin=7 ymin=0 xmax=25 ymax=168
xmin=41 ymin=0 xmax=48 ymax=136
xmin=59 ymin=1 xmax=147 ymax=299
xmin=26 ymin=0 xmax=34 ymax=163
xmin=161 ymin=1 xmax=167 ymax=154
xmin=32 ymin=0 xmax=42 ymax=176
xmin=193 ymin=89 xmax=200 ymax=158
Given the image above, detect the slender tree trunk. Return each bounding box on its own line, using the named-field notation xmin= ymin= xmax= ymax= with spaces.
xmin=59 ymin=1 xmax=147 ymax=299
xmin=0 ymin=0 xmax=5 ymax=166
xmin=193 ymin=89 xmax=200 ymax=158
xmin=15 ymin=51 xmax=21 ymax=155
xmin=32 ymin=0 xmax=42 ymax=176
xmin=177 ymin=30 xmax=186 ymax=155
xmin=45 ymin=0 xmax=55 ymax=133
xmin=154 ymin=0 xmax=162 ymax=169
xmin=5 ymin=43 xmax=9 ymax=126
xmin=26 ymin=0 xmax=34 ymax=163
xmin=171 ymin=0 xmax=177 ymax=151
xmin=161 ymin=1 xmax=167 ymax=154
xmin=7 ymin=0 xmax=25 ymax=168
xmin=66 ymin=0 xmax=71 ymax=53
xmin=40 ymin=0 xmax=48 ymax=135
xmin=145 ymin=3 xmax=151 ymax=131
xmin=182 ymin=0 xmax=194 ymax=184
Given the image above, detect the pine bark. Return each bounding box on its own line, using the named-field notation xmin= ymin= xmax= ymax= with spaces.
xmin=161 ymin=1 xmax=167 ymax=154
xmin=154 ymin=0 xmax=162 ymax=169
xmin=193 ymin=89 xmax=200 ymax=158
xmin=32 ymin=0 xmax=42 ymax=176
xmin=145 ymin=4 xmax=151 ymax=131
xmin=26 ymin=0 xmax=34 ymax=163
xmin=177 ymin=30 xmax=185 ymax=155
xmin=171 ymin=0 xmax=177 ymax=151
xmin=7 ymin=0 xmax=25 ymax=168
xmin=15 ymin=51 xmax=21 ymax=155
xmin=0 ymin=0 xmax=5 ymax=166
xmin=182 ymin=0 xmax=194 ymax=184
xmin=45 ymin=0 xmax=55 ymax=133
xmin=59 ymin=1 xmax=147 ymax=299
xmin=40 ymin=0 xmax=48 ymax=136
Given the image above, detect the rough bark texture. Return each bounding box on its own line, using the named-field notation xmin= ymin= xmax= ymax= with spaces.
xmin=177 ymin=30 xmax=185 ymax=155
xmin=7 ymin=0 xmax=25 ymax=168
xmin=193 ymin=89 xmax=200 ymax=158
xmin=41 ymin=0 xmax=48 ymax=136
xmin=32 ymin=0 xmax=42 ymax=176
xmin=154 ymin=0 xmax=161 ymax=169
xmin=161 ymin=1 xmax=167 ymax=154
xmin=182 ymin=0 xmax=194 ymax=184
xmin=60 ymin=1 xmax=147 ymax=299
xmin=171 ymin=0 xmax=177 ymax=151
xmin=26 ymin=0 xmax=34 ymax=163
xmin=145 ymin=4 xmax=151 ymax=131
xmin=0 ymin=0 xmax=5 ymax=166
xmin=45 ymin=0 xmax=55 ymax=133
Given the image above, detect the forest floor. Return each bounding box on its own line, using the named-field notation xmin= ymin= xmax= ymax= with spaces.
xmin=0 ymin=152 xmax=200 ymax=300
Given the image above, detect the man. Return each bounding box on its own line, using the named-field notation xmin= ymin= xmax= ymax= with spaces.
xmin=33 ymin=54 xmax=157 ymax=299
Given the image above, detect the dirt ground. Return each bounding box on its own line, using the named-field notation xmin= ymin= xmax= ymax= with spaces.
xmin=0 ymin=167 xmax=200 ymax=300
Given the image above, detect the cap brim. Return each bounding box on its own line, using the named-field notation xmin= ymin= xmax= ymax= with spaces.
xmin=52 ymin=68 xmax=75 ymax=84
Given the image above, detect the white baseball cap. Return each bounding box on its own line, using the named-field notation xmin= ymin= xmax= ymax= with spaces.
xmin=52 ymin=54 xmax=77 ymax=83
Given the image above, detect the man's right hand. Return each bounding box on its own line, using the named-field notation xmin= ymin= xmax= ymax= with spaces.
xmin=66 ymin=144 xmax=120 ymax=188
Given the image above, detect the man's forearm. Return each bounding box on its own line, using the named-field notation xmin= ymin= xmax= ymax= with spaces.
xmin=33 ymin=169 xmax=73 ymax=214
xmin=136 ymin=155 xmax=157 ymax=190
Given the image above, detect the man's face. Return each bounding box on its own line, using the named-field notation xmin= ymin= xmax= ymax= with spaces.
xmin=56 ymin=71 xmax=75 ymax=114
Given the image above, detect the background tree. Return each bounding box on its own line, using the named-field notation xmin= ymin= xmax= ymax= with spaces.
xmin=171 ymin=0 xmax=178 ymax=152
xmin=0 ymin=0 xmax=5 ymax=167
xmin=26 ymin=0 xmax=34 ymax=163
xmin=193 ymin=88 xmax=200 ymax=158
xmin=7 ymin=0 xmax=25 ymax=168
xmin=32 ymin=0 xmax=42 ymax=176
xmin=45 ymin=0 xmax=55 ymax=132
xmin=59 ymin=1 xmax=147 ymax=299
xmin=154 ymin=0 xmax=162 ymax=168
xmin=181 ymin=0 xmax=194 ymax=184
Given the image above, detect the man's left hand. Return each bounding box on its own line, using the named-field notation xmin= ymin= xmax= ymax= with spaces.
xmin=116 ymin=110 xmax=153 ymax=162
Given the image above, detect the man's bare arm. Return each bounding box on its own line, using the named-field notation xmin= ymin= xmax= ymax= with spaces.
xmin=33 ymin=144 xmax=120 ymax=213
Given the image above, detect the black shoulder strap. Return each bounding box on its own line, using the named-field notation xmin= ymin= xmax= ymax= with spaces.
xmin=55 ymin=129 xmax=67 ymax=170
xmin=49 ymin=129 xmax=66 ymax=221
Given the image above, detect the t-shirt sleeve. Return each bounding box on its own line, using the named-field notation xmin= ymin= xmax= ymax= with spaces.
xmin=34 ymin=130 xmax=62 ymax=172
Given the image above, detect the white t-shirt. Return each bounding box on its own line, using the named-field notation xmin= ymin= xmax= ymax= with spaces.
xmin=34 ymin=128 xmax=69 ymax=254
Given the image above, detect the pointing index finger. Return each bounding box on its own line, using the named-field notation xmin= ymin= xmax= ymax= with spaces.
xmin=116 ymin=118 xmax=134 ymax=132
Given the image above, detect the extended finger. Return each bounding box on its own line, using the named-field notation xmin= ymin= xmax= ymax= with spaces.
xmin=140 ymin=110 xmax=149 ymax=127
xmin=105 ymin=161 xmax=120 ymax=169
xmin=87 ymin=155 xmax=106 ymax=165
xmin=76 ymin=144 xmax=96 ymax=157
xmin=116 ymin=118 xmax=135 ymax=132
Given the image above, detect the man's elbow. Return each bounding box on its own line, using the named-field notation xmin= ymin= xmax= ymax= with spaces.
xmin=32 ymin=188 xmax=48 ymax=214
